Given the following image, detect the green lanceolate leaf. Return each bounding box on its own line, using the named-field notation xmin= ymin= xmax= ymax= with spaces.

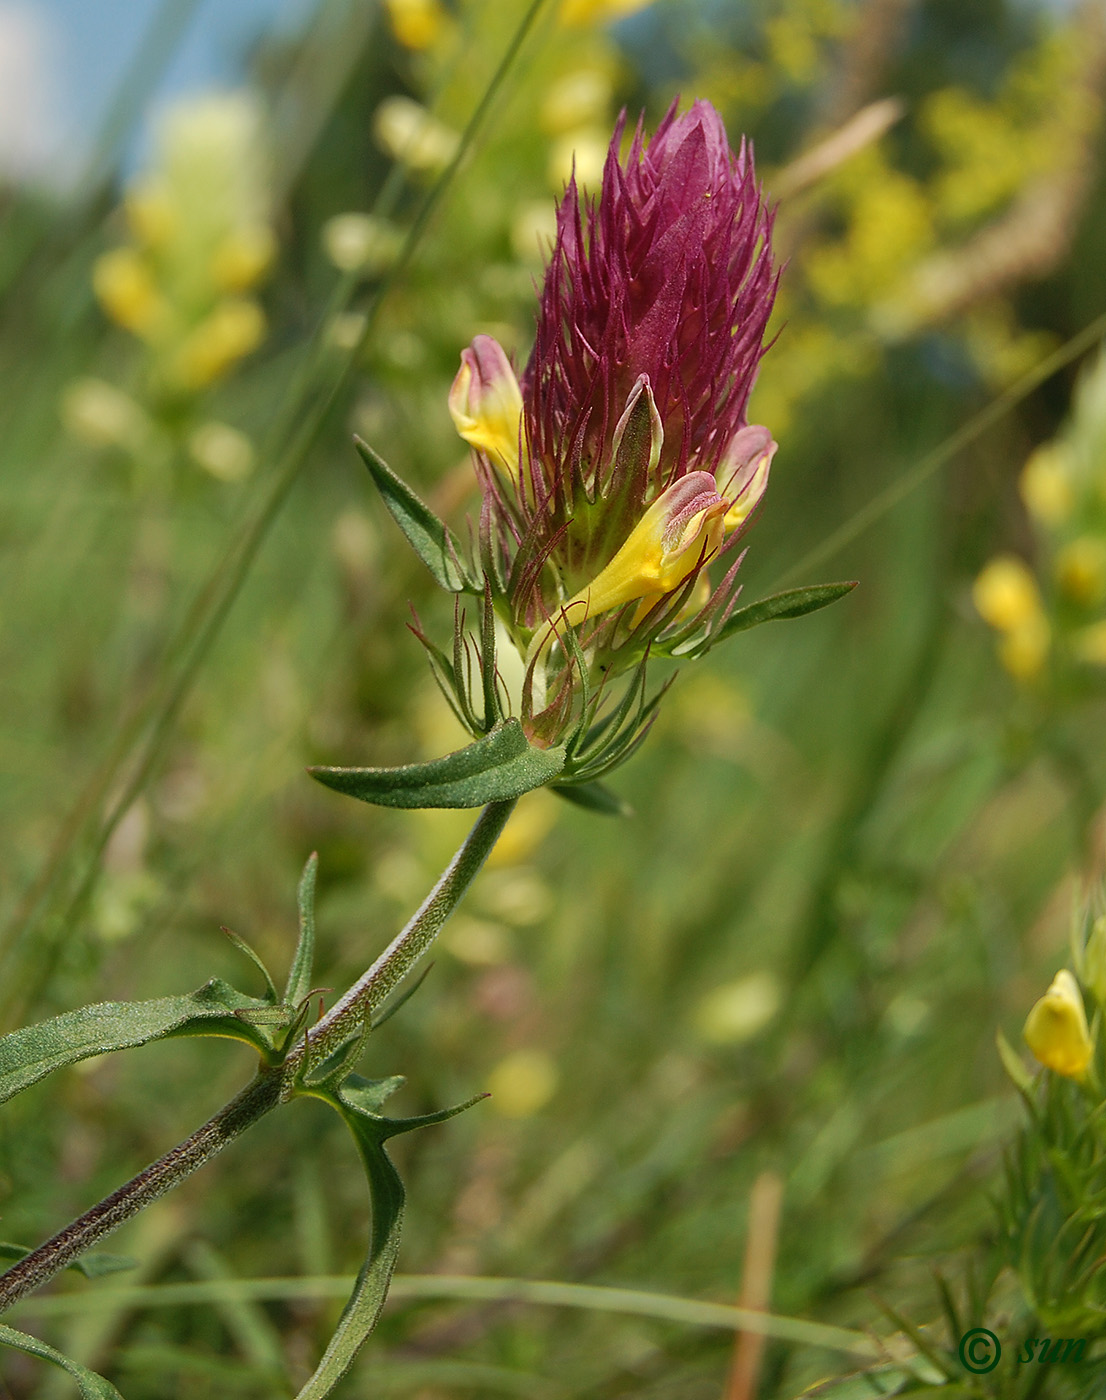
xmin=354 ymin=438 xmax=476 ymax=594
xmin=285 ymin=852 xmax=319 ymax=1008
xmin=712 ymin=581 xmax=857 ymax=647
xmin=0 ymin=979 xmax=279 ymax=1104
xmin=0 ymin=1323 xmax=125 ymax=1398
xmin=550 ymin=780 xmax=632 ymax=817
xmin=309 ymin=719 xmax=565 ymax=809
xmin=296 ymin=1077 xmax=483 ymax=1400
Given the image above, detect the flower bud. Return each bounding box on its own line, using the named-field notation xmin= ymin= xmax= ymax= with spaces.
xmin=717 ymin=425 xmax=777 ymax=530
xmin=1024 ymin=969 xmax=1093 ymax=1078
xmin=448 ymin=335 xmax=524 ymax=481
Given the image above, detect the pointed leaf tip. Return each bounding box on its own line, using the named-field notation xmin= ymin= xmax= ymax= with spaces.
xmin=710 ymin=580 xmax=857 ymax=649
xmin=285 ymin=852 xmax=319 ymax=1007
xmin=354 ymin=438 xmax=476 ymax=594
xmin=309 ymin=719 xmax=565 ymax=809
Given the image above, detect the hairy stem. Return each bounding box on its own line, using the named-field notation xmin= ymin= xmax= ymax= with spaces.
xmin=0 ymin=1073 xmax=281 ymax=1313
xmin=0 ymin=799 xmax=516 ymax=1313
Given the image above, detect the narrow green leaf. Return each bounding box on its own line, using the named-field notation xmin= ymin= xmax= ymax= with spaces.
xmin=996 ymin=1028 xmax=1036 ymax=1098
xmin=370 ymin=967 xmax=433 ymax=1029
xmin=702 ymin=581 xmax=857 ymax=652
xmin=308 ymin=719 xmax=565 ymax=809
xmin=0 ymin=979 xmax=276 ymax=1105
xmin=295 ymin=1082 xmax=484 ymax=1400
xmin=220 ymin=928 xmax=279 ymax=1004
xmin=550 ymin=781 xmax=631 ymax=817
xmin=354 ymin=438 xmax=475 ymax=594
xmin=0 ymin=1323 xmax=125 ymax=1398
xmin=285 ymin=853 xmax=319 ymax=1008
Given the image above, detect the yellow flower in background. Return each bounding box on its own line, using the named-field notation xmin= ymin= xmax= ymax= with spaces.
xmin=171 ymin=298 xmax=266 ymax=391
xmin=559 ymin=0 xmax=655 ymax=24
xmin=1024 ymin=969 xmax=1093 ymax=1078
xmin=384 ymin=0 xmax=447 ymax=49
xmin=1020 ymin=443 xmax=1074 ymax=526
xmin=90 ymin=91 xmax=275 ymax=405
xmin=973 ymin=554 xmax=1051 ymax=678
xmin=93 ymin=249 xmax=165 ymax=338
xmin=1056 ymin=536 xmax=1106 ymax=607
xmin=973 ymin=555 xmax=1042 ymax=632
xmin=486 ymin=1049 xmax=559 ymax=1118
xmin=998 ymin=611 xmax=1051 ymax=680
xmin=373 ymin=96 xmax=459 ymax=172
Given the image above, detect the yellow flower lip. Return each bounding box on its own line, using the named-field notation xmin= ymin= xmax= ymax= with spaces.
xmin=527 ymin=471 xmax=727 ymax=664
xmin=449 ymin=335 xmax=525 ymax=484
xmin=1024 ymin=968 xmax=1093 ymax=1078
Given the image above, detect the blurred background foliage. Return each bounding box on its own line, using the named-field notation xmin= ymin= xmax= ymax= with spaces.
xmin=3 ymin=0 xmax=1106 ymax=1394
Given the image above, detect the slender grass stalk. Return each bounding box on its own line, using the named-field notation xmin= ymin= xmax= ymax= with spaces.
xmin=0 ymin=800 xmax=516 ymax=1313
xmin=774 ymin=309 xmax=1106 ymax=588
xmin=8 ymin=1274 xmax=878 ymax=1358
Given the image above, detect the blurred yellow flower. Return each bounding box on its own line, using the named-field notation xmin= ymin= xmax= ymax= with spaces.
xmin=211 ymin=225 xmax=276 ymax=293
xmin=486 ymin=1049 xmax=559 ymax=1118
xmin=1019 ymin=444 xmax=1074 ymax=526
xmin=693 ymin=972 xmax=781 ymax=1045
xmin=322 ymin=213 xmax=401 ymax=275
xmin=548 ymin=128 xmax=610 ymax=190
xmin=1056 ymin=536 xmax=1106 ymax=607
xmin=92 ymin=248 xmax=165 ymax=338
xmin=972 ymin=554 xmax=1043 ymax=632
xmin=998 ymin=611 xmax=1050 ymax=680
xmin=373 ymin=96 xmax=459 ymax=172
xmin=385 ymin=0 xmax=447 ymax=49
xmin=172 ymin=299 xmax=265 ymax=390
xmin=1024 ymin=969 xmax=1093 ymax=1078
xmin=560 ymin=0 xmax=655 ymax=24
xmin=541 ymin=69 xmax=613 ymax=135
xmin=188 ymin=421 xmax=255 ymax=482
xmin=61 ymin=378 xmax=148 ymax=451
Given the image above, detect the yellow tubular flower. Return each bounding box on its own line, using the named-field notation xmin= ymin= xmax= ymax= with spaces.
xmin=529 ymin=471 xmax=727 ymax=662
xmin=972 ymin=554 xmax=1043 ymax=632
xmin=448 ymin=335 xmax=524 ymax=483
xmin=92 ymin=249 xmax=166 ymax=338
xmin=1024 ymin=969 xmax=1093 ymax=1078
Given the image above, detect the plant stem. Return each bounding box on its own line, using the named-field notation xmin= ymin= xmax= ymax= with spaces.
xmin=0 ymin=799 xmax=517 ymax=1313
xmin=0 ymin=1073 xmax=281 ymax=1313
xmin=295 ymin=799 xmax=516 ymax=1066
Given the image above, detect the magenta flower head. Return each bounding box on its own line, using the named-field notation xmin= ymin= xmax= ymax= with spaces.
xmin=450 ymin=102 xmax=778 ymax=743
xmin=337 ymin=100 xmax=849 ymax=808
